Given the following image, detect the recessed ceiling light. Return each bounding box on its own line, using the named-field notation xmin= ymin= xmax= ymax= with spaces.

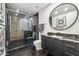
xmin=29 ymin=12 xmax=32 ymax=15
xmin=35 ymin=6 xmax=39 ymax=9
xmin=16 ymin=9 xmax=19 ymax=13
xmin=26 ymin=15 xmax=29 ymax=17
xmin=17 ymin=9 xmax=19 ymax=10
xmin=25 ymin=20 xmax=27 ymax=21
xmin=15 ymin=14 xmax=18 ymax=16
xmin=64 ymin=7 xmax=68 ymax=11
xmin=25 ymin=17 xmax=26 ymax=18
xmin=54 ymin=11 xmax=58 ymax=15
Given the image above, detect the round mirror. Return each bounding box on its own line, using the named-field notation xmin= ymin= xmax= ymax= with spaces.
xmin=49 ymin=3 xmax=78 ymax=30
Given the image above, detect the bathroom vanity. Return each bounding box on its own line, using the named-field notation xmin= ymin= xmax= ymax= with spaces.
xmin=41 ymin=3 xmax=79 ymax=56
xmin=41 ymin=34 xmax=79 ymax=56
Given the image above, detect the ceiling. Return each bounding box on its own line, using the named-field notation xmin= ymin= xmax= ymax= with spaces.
xmin=7 ymin=3 xmax=50 ymax=16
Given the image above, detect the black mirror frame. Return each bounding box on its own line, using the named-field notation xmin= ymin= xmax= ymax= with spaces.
xmin=49 ymin=3 xmax=79 ymax=30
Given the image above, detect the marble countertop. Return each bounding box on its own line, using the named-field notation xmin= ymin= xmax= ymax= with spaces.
xmin=42 ymin=35 xmax=79 ymax=44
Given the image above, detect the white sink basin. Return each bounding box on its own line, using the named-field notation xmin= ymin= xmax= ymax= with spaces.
xmin=51 ymin=35 xmax=63 ymax=39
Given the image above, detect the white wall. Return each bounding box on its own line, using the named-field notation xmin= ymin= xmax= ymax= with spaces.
xmin=39 ymin=3 xmax=79 ymax=40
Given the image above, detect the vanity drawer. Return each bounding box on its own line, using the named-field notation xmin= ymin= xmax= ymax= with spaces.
xmin=65 ymin=41 xmax=79 ymax=51
xmin=64 ymin=41 xmax=79 ymax=56
xmin=64 ymin=47 xmax=79 ymax=56
xmin=64 ymin=41 xmax=77 ymax=46
xmin=41 ymin=36 xmax=54 ymax=51
xmin=64 ymin=51 xmax=74 ymax=56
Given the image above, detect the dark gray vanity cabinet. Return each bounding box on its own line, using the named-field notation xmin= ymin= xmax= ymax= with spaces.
xmin=53 ymin=39 xmax=64 ymax=56
xmin=41 ymin=35 xmax=54 ymax=54
xmin=41 ymin=35 xmax=64 ymax=55
xmin=41 ymin=35 xmax=79 ymax=56
xmin=64 ymin=41 xmax=79 ymax=56
xmin=41 ymin=35 xmax=47 ymax=50
xmin=46 ymin=37 xmax=54 ymax=54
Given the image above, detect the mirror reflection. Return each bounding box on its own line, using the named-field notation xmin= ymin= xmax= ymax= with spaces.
xmin=49 ymin=3 xmax=78 ymax=30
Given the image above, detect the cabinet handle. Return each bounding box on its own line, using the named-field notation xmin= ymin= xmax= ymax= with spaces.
xmin=65 ymin=45 xmax=75 ymax=48
xmin=65 ymin=52 xmax=74 ymax=56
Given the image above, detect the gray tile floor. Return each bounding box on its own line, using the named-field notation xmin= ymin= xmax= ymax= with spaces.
xmin=7 ymin=45 xmax=47 ymax=56
xmin=7 ymin=39 xmax=34 ymax=50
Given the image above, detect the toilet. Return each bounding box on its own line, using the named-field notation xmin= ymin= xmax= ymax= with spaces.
xmin=33 ymin=40 xmax=42 ymax=50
